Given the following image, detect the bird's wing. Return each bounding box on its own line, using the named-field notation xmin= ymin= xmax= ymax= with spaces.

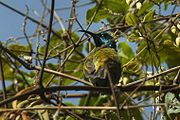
xmin=83 ymin=52 xmax=96 ymax=78
xmin=83 ymin=49 xmax=106 ymax=80
xmin=93 ymin=48 xmax=121 ymax=80
xmin=83 ymin=48 xmax=121 ymax=83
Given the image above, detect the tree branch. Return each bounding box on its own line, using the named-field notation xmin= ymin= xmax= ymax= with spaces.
xmin=0 ymin=50 xmax=7 ymax=108
xmin=0 ymin=103 xmax=178 ymax=112
xmin=0 ymin=85 xmax=179 ymax=106
xmin=125 ymin=65 xmax=180 ymax=87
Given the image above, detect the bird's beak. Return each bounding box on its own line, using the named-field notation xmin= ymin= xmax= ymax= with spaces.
xmin=78 ymin=30 xmax=101 ymax=47
xmin=78 ymin=30 xmax=96 ymax=37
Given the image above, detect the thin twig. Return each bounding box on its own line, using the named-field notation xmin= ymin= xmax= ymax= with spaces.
xmin=3 ymin=52 xmax=30 ymax=86
xmin=36 ymin=0 xmax=55 ymax=105
xmin=68 ymin=0 xmax=76 ymax=32
xmin=37 ymin=0 xmax=55 ymax=87
xmin=21 ymin=5 xmax=33 ymax=58
xmin=55 ymin=1 xmax=94 ymax=11
xmin=106 ymin=64 xmax=121 ymax=119
xmin=0 ymin=50 xmax=7 ymax=108
xmin=0 ymin=103 xmax=179 ymax=112
xmin=0 ymin=85 xmax=179 ymax=107
xmin=76 ymin=0 xmax=104 ymax=46
xmin=35 ymin=0 xmax=47 ymax=66
xmin=125 ymin=65 xmax=180 ymax=87
xmin=173 ymin=69 xmax=180 ymax=85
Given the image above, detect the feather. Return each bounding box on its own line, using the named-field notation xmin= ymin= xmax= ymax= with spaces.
xmin=83 ymin=47 xmax=121 ymax=86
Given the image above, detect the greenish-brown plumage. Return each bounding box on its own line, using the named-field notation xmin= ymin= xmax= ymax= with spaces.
xmin=79 ymin=30 xmax=121 ymax=87
xmin=84 ymin=47 xmax=121 ymax=86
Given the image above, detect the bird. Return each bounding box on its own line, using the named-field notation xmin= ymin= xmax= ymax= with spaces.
xmin=79 ymin=30 xmax=121 ymax=87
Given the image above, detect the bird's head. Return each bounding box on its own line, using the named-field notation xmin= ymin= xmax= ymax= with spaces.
xmin=79 ymin=30 xmax=117 ymax=50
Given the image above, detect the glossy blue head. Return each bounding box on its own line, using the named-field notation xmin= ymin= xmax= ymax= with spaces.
xmin=79 ymin=30 xmax=117 ymax=50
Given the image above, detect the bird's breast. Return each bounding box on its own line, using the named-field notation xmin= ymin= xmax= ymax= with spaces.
xmin=83 ymin=47 xmax=121 ymax=86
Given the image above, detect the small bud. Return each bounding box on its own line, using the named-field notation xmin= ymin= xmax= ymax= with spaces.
xmin=136 ymin=2 xmax=142 ymax=9
xmin=126 ymin=0 xmax=131 ymax=5
xmin=171 ymin=26 xmax=176 ymax=34
xmin=138 ymin=37 xmax=144 ymax=41
xmin=23 ymin=56 xmax=32 ymax=63
xmin=176 ymin=37 xmax=180 ymax=47
xmin=177 ymin=23 xmax=180 ymax=30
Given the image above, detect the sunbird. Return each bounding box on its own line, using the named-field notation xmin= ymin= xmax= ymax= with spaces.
xmin=79 ymin=30 xmax=121 ymax=87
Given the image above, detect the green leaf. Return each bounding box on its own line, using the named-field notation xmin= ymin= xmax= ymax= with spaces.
xmin=8 ymin=43 xmax=31 ymax=56
xmin=118 ymin=42 xmax=135 ymax=65
xmin=118 ymin=95 xmax=143 ymax=120
xmin=137 ymin=0 xmax=154 ymax=15
xmin=125 ymin=13 xmax=139 ymax=26
xmin=163 ymin=0 xmax=172 ymax=11
xmin=15 ymin=70 xmax=34 ymax=85
xmin=39 ymin=31 xmax=84 ymax=85
xmin=86 ymin=6 xmax=109 ymax=24
xmin=142 ymin=10 xmax=155 ymax=33
xmin=130 ymin=107 xmax=143 ymax=120
xmin=79 ymin=94 xmax=109 ymax=106
xmin=128 ymin=33 xmax=143 ymax=42
xmin=46 ymin=63 xmax=58 ymax=70
xmin=42 ymin=71 xmax=57 ymax=84
xmin=33 ymin=105 xmax=50 ymax=120
xmin=79 ymin=94 xmax=109 ymax=117
xmin=124 ymin=60 xmax=142 ymax=75
xmin=40 ymin=30 xmax=81 ymax=56
xmin=63 ymin=59 xmax=84 ymax=85
xmin=160 ymin=39 xmax=180 ymax=68
xmin=105 ymin=111 xmax=119 ymax=120
xmin=86 ymin=0 xmax=128 ymax=24
xmin=137 ymin=44 xmax=159 ymax=68
xmin=136 ymin=26 xmax=180 ymax=69
xmin=65 ymin=116 xmax=74 ymax=120
xmin=62 ymin=48 xmax=84 ymax=85
xmin=165 ymin=92 xmax=180 ymax=116
xmin=1 ymin=57 xmax=14 ymax=81
xmin=103 ymin=0 xmax=128 ymax=13
xmin=143 ymin=10 xmax=155 ymax=22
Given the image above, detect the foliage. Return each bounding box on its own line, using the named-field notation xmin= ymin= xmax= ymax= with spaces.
xmin=0 ymin=0 xmax=179 ymax=119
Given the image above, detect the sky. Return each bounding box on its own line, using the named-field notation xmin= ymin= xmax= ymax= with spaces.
xmin=0 ymin=0 xmax=98 ymax=42
xmin=0 ymin=1 xmax=179 ymax=40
